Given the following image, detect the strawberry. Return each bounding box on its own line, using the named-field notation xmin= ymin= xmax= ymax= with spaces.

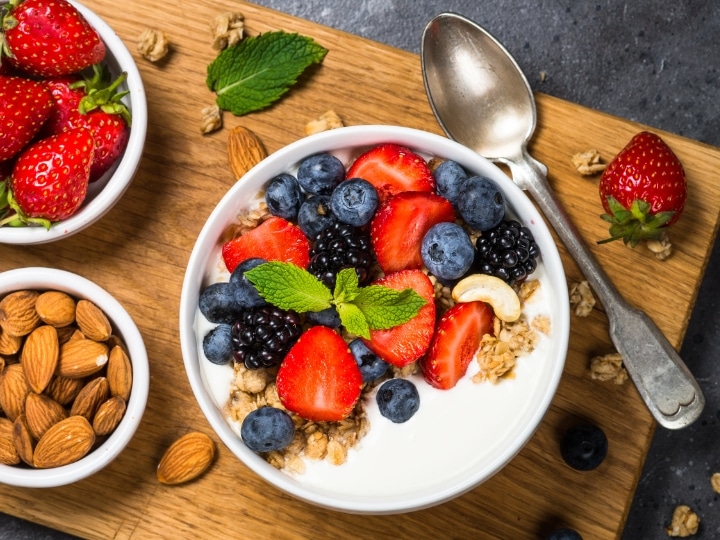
xmin=370 ymin=191 xmax=455 ymax=273
xmin=361 ymin=270 xmax=436 ymax=367
xmin=0 ymin=75 xmax=53 ymax=162
xmin=1 ymin=0 xmax=105 ymax=77
xmin=222 ymin=216 xmax=311 ymax=273
xmin=276 ymin=325 xmax=363 ymax=422
xmin=420 ymin=301 xmax=494 ymax=390
xmin=598 ymin=131 xmax=687 ymax=246
xmin=5 ymin=127 xmax=94 ymax=226
xmin=346 ymin=143 xmax=435 ymax=204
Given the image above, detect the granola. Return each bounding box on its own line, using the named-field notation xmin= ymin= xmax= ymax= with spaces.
xmin=569 ymin=280 xmax=595 ymax=317
xmin=571 ymin=149 xmax=606 ymax=176
xmin=665 ymin=504 xmax=699 ymax=537
xmin=589 ymin=352 xmax=628 ymax=385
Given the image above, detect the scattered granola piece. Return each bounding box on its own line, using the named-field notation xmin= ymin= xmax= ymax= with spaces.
xmin=201 ymin=104 xmax=223 ymax=135
xmin=646 ymin=230 xmax=673 ymax=261
xmin=569 ymin=280 xmax=596 ymax=317
xmin=137 ymin=28 xmax=170 ymax=62
xmin=572 ymin=149 xmax=606 ymax=176
xmin=666 ymin=505 xmax=699 ymax=537
xmin=711 ymin=472 xmax=720 ymax=494
xmin=210 ymin=12 xmax=245 ymax=51
xmin=589 ymin=352 xmax=628 ymax=385
xmin=304 ymin=110 xmax=345 ymax=136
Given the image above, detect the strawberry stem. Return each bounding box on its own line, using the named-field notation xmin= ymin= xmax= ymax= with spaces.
xmin=598 ymin=196 xmax=674 ymax=247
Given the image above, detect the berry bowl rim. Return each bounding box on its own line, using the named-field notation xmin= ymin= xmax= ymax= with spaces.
xmin=0 ymin=267 xmax=150 ymax=487
xmin=179 ymin=124 xmax=570 ymax=514
xmin=0 ymin=0 xmax=148 ymax=246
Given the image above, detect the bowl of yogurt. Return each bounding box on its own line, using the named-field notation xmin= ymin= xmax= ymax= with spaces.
xmin=179 ymin=125 xmax=570 ymax=514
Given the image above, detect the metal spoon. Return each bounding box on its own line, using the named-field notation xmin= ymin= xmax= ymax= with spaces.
xmin=421 ymin=12 xmax=704 ymax=429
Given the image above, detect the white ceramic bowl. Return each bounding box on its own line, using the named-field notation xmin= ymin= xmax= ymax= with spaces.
xmin=0 ymin=267 xmax=149 ymax=487
xmin=180 ymin=125 xmax=570 ymax=514
xmin=0 ymin=0 xmax=147 ymax=245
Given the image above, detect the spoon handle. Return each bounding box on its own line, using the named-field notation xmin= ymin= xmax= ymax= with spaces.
xmin=508 ymin=151 xmax=704 ymax=429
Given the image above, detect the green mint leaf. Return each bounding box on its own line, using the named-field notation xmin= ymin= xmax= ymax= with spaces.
xmin=206 ymin=31 xmax=328 ymax=116
xmin=353 ymin=286 xmax=427 ymax=330
xmin=333 ymin=268 xmax=360 ymax=304
xmin=336 ymin=302 xmax=371 ymax=339
xmin=245 ymin=262 xmax=332 ymax=312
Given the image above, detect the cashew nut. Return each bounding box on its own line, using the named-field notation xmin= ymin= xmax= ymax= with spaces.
xmin=451 ymin=274 xmax=522 ymax=322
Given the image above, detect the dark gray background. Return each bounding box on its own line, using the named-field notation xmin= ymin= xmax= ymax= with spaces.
xmin=2 ymin=1 xmax=719 ymax=538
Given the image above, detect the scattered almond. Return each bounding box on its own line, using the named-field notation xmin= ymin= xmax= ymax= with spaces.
xmin=25 ymin=392 xmax=68 ymax=440
xmin=107 ymin=345 xmax=133 ymax=401
xmin=157 ymin=432 xmax=216 ymax=485
xmin=58 ymin=339 xmax=109 ymax=378
xmin=0 ymin=363 xmax=30 ymax=421
xmin=12 ymin=414 xmax=34 ymax=466
xmin=0 ymin=290 xmax=40 ymax=337
xmin=21 ymin=325 xmax=59 ymax=393
xmin=0 ymin=417 xmax=20 ymax=465
xmin=70 ymin=377 xmax=110 ymax=421
xmin=75 ymin=300 xmax=112 ymax=342
xmin=33 ymin=415 xmax=95 ymax=469
xmin=93 ymin=397 xmax=127 ymax=436
xmin=227 ymin=126 xmax=267 ymax=179
xmin=35 ymin=291 xmax=76 ymax=328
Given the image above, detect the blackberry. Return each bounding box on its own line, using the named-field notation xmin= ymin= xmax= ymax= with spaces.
xmin=231 ymin=306 xmax=302 ymax=370
xmin=308 ymin=221 xmax=374 ymax=289
xmin=474 ymin=219 xmax=540 ymax=285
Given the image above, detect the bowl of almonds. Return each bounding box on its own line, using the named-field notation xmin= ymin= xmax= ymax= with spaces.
xmin=0 ymin=267 xmax=149 ymax=487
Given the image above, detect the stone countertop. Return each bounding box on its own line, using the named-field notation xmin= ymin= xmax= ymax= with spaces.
xmin=2 ymin=1 xmax=719 ymax=538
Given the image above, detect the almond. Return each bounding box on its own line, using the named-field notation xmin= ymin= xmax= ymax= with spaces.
xmin=12 ymin=414 xmax=35 ymax=466
xmin=157 ymin=432 xmax=216 ymax=485
xmin=58 ymin=339 xmax=109 ymax=378
xmin=227 ymin=125 xmax=267 ymax=179
xmin=21 ymin=325 xmax=59 ymax=393
xmin=25 ymin=392 xmax=68 ymax=440
xmin=75 ymin=300 xmax=112 ymax=342
xmin=0 ymin=417 xmax=20 ymax=465
xmin=35 ymin=291 xmax=76 ymax=328
xmin=0 ymin=328 xmax=22 ymax=356
xmin=0 ymin=363 xmax=30 ymax=421
xmin=107 ymin=345 xmax=133 ymax=401
xmin=92 ymin=396 xmax=126 ymax=436
xmin=0 ymin=290 xmax=40 ymax=337
xmin=45 ymin=375 xmax=85 ymax=406
xmin=33 ymin=415 xmax=95 ymax=468
xmin=70 ymin=377 xmax=109 ymax=421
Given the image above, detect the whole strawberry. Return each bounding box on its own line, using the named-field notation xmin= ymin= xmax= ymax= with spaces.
xmin=0 ymin=75 xmax=53 ymax=161
xmin=1 ymin=0 xmax=106 ymax=77
xmin=599 ymin=131 xmax=687 ymax=246
xmin=7 ymin=128 xmax=94 ymax=226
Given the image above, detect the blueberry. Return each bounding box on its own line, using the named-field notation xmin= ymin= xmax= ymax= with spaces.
xmin=296 ymin=153 xmax=345 ymax=195
xmin=421 ymin=222 xmax=475 ymax=281
xmin=241 ymin=406 xmax=295 ymax=453
xmin=329 ymin=178 xmax=379 ymax=227
xmin=545 ymin=528 xmax=583 ymax=540
xmin=560 ymin=424 xmax=608 ymax=471
xmin=297 ymin=195 xmax=335 ymax=239
xmin=376 ymin=378 xmax=420 ymax=423
xmin=307 ymin=306 xmax=341 ymax=328
xmin=265 ymin=173 xmax=302 ymax=220
xmin=229 ymin=257 xmax=268 ymax=308
xmin=434 ymin=160 xmax=468 ymax=208
xmin=198 ymin=282 xmax=243 ymax=324
xmin=202 ymin=324 xmax=233 ymax=365
xmin=349 ymin=339 xmax=389 ymax=383
xmin=458 ymin=176 xmax=505 ymax=231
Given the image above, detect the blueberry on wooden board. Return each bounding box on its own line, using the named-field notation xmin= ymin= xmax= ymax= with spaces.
xmin=560 ymin=423 xmax=608 ymax=471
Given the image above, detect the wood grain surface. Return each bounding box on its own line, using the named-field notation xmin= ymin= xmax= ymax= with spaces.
xmin=2 ymin=1 xmax=720 ymax=538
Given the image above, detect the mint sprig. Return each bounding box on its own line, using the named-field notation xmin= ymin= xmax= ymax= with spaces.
xmin=206 ymin=31 xmax=328 ymax=116
xmin=245 ymin=262 xmax=427 ymax=339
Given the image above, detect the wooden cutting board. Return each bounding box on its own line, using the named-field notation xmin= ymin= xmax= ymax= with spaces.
xmin=2 ymin=1 xmax=720 ymax=538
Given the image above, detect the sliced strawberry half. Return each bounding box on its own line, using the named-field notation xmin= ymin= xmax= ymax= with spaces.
xmin=420 ymin=301 xmax=495 ymax=390
xmin=222 ymin=216 xmax=310 ymax=273
xmin=371 ymin=191 xmax=455 ymax=274
xmin=361 ymin=270 xmax=436 ymax=367
xmin=346 ymin=143 xmax=435 ymax=204
xmin=277 ymin=326 xmax=363 ymax=422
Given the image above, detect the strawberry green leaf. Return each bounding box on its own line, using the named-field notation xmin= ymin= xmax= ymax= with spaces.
xmin=206 ymin=31 xmax=328 ymax=116
xmin=245 ymin=261 xmax=332 ymax=312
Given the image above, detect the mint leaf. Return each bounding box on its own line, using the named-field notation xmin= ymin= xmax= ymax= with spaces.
xmin=245 ymin=262 xmax=332 ymax=312
xmin=333 ymin=268 xmax=360 ymax=304
xmin=336 ymin=302 xmax=371 ymax=339
xmin=206 ymin=31 xmax=328 ymax=116
xmin=353 ymin=286 xmax=427 ymax=330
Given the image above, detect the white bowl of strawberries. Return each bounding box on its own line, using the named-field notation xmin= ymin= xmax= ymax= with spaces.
xmin=0 ymin=0 xmax=147 ymax=245
xmin=180 ymin=125 xmax=570 ymax=514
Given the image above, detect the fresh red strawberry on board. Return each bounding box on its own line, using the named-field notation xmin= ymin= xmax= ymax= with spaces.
xmin=0 ymin=75 xmax=53 ymax=162
xmin=4 ymin=128 xmax=94 ymax=226
xmin=361 ymin=270 xmax=436 ymax=367
xmin=276 ymin=325 xmax=363 ymax=422
xmin=222 ymin=216 xmax=311 ymax=273
xmin=370 ymin=191 xmax=455 ymax=273
xmin=420 ymin=301 xmax=494 ymax=390
xmin=598 ymin=131 xmax=687 ymax=247
xmin=1 ymin=0 xmax=105 ymax=77
xmin=346 ymin=143 xmax=435 ymax=204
